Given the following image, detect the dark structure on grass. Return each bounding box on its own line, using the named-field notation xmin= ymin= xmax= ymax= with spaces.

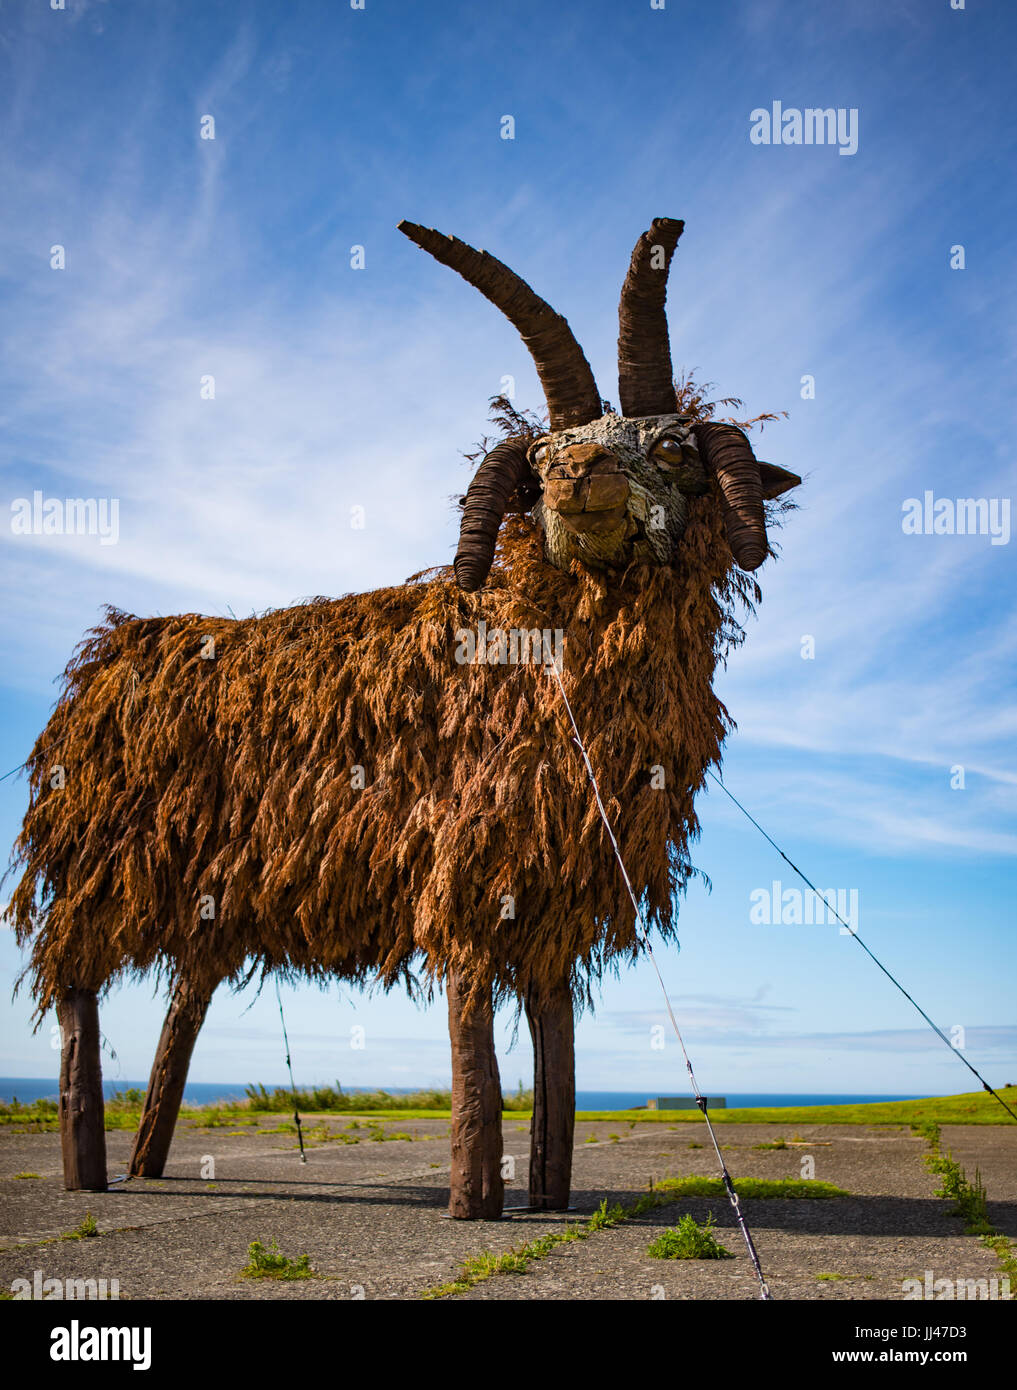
xmin=8 ymin=218 xmax=799 ymax=1215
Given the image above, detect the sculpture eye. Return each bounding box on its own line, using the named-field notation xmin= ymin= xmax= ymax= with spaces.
xmin=651 ymin=436 xmax=683 ymax=466
xmin=532 ymin=442 xmax=550 ymax=468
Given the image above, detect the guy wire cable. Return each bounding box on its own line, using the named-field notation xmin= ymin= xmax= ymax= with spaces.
xmin=274 ymin=976 xmax=308 ymax=1163
xmin=547 ymin=658 xmax=772 ymax=1300
xmin=706 ymin=770 xmax=1017 ymax=1125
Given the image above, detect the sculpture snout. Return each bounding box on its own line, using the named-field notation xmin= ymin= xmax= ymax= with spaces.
xmin=544 ymin=444 xmax=630 ymax=534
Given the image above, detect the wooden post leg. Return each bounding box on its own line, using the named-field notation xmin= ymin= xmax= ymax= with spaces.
xmin=447 ymin=971 xmax=504 ymax=1219
xmin=129 ymin=976 xmax=215 ymax=1178
xmin=57 ymin=988 xmax=107 ymax=1192
xmin=525 ymin=980 xmax=575 ymax=1210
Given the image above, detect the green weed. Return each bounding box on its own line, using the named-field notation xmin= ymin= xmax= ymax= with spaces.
xmin=911 ymin=1119 xmax=942 ymax=1148
xmin=239 ymin=1238 xmax=314 ymax=1280
xmin=62 ymin=1213 xmax=98 ymax=1240
xmin=587 ymin=1199 xmax=624 ymax=1231
xmin=981 ymin=1234 xmax=1017 ymax=1281
xmin=648 ymin=1212 xmax=733 ymax=1260
xmin=924 ymin=1151 xmax=992 ymax=1234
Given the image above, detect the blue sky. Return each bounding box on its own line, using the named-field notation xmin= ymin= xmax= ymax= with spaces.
xmin=1 ymin=0 xmax=1015 ymax=1098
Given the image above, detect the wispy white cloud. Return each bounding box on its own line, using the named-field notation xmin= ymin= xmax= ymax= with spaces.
xmin=604 ymin=1009 xmax=1016 ymax=1055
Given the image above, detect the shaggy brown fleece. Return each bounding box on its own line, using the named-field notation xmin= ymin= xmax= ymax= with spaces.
xmin=8 ymin=486 xmax=761 ymax=1017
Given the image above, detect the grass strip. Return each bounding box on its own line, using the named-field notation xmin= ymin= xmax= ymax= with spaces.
xmin=913 ymin=1119 xmax=1016 ymax=1281
xmin=654 ymin=1176 xmax=847 ymax=1200
xmin=5 ymin=1086 xmax=1013 ymax=1133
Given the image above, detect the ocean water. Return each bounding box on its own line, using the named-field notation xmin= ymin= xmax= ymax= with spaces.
xmin=0 ymin=1078 xmax=929 ymax=1109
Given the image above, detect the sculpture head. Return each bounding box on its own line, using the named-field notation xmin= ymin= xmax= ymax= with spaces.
xmin=399 ymin=217 xmax=801 ymax=591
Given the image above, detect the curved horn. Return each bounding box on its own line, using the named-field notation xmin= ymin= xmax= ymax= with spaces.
xmin=694 ymin=422 xmax=768 ymax=571
xmin=454 ymin=438 xmax=534 ymax=592
xmin=617 ymin=217 xmax=684 ymax=417
xmin=398 ymin=221 xmax=601 ymax=431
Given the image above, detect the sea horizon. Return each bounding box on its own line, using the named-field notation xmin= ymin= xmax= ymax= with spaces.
xmin=0 ymin=1077 xmax=934 ymax=1109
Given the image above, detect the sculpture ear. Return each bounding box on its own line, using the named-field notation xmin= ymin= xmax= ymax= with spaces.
xmin=757 ymin=461 xmax=802 ymax=500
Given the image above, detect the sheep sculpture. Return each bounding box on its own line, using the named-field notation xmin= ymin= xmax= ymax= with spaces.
xmin=8 ymin=217 xmax=800 ymax=1218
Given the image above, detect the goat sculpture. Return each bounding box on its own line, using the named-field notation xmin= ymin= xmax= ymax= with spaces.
xmin=9 ymin=217 xmax=800 ymax=1218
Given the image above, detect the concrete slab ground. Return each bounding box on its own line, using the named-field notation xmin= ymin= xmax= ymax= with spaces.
xmin=1 ymin=1116 xmax=1013 ymax=1301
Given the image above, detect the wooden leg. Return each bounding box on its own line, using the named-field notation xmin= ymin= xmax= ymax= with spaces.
xmin=447 ymin=971 xmax=504 ymax=1219
xmin=525 ymin=980 xmax=575 ymax=1210
xmin=129 ymin=976 xmax=215 ymax=1178
xmin=57 ymin=988 xmax=107 ymax=1192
